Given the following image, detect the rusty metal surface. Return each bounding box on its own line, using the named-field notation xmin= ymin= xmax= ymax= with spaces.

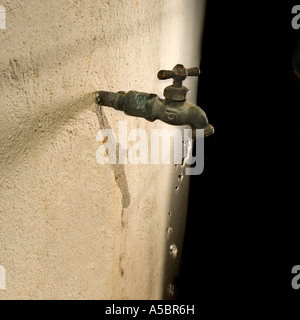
xmin=95 ymin=65 xmax=214 ymax=136
xmin=158 ymin=64 xmax=200 ymax=102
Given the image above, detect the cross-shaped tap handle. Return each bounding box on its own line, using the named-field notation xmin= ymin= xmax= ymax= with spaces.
xmin=157 ymin=64 xmax=200 ymax=101
xmin=157 ymin=64 xmax=199 ymax=84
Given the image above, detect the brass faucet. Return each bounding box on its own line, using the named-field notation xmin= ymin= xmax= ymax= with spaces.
xmin=95 ymin=64 xmax=214 ymax=137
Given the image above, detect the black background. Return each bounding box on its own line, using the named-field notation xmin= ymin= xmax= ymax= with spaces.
xmin=179 ymin=0 xmax=300 ymax=310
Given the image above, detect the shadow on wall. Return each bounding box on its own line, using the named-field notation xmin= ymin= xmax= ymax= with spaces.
xmin=0 ymin=92 xmax=95 ymax=172
xmin=0 ymin=87 xmax=131 ymax=213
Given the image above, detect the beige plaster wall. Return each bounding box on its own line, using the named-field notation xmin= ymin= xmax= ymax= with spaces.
xmin=0 ymin=0 xmax=205 ymax=299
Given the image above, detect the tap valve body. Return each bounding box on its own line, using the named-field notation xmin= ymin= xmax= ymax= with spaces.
xmin=96 ymin=64 xmax=214 ymax=137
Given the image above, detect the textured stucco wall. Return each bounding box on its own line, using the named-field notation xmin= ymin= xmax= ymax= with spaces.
xmin=0 ymin=0 xmax=205 ymax=299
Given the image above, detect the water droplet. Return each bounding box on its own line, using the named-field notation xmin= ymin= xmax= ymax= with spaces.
xmin=166 ymin=227 xmax=173 ymax=234
xmin=170 ymin=244 xmax=178 ymax=258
